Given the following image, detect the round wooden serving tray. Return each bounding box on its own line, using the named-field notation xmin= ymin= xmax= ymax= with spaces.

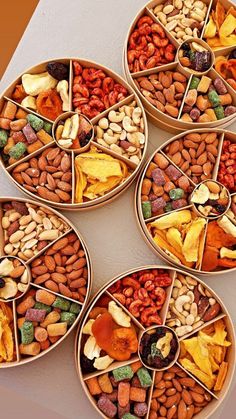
xmin=0 ymin=197 xmax=92 ymax=367
xmin=75 ymin=265 xmax=235 ymax=419
xmin=0 ymin=58 xmax=148 ymax=210
xmin=123 ymin=0 xmax=236 ymax=133
xmin=135 ymin=128 xmax=236 ymax=275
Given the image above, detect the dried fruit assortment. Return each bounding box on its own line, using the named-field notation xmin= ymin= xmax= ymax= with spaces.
xmin=204 ymin=0 xmax=236 ymax=49
xmin=76 ymin=266 xmax=234 ymax=418
xmin=178 ymin=41 xmax=212 ymax=74
xmin=137 ymin=129 xmax=236 ymax=273
xmin=124 ymin=0 xmax=236 ymax=130
xmin=215 ymin=49 xmax=236 ymax=90
xmin=0 ymin=257 xmax=29 ymax=300
xmin=0 ymin=59 xmax=147 ymax=209
xmin=0 ymin=198 xmax=91 ymax=367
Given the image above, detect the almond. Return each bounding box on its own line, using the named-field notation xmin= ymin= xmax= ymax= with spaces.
xmin=39 ymin=171 xmax=47 ymax=186
xmin=13 ymin=162 xmax=30 ymax=173
xmin=60 ymin=245 xmax=75 ymax=255
xmin=45 ymin=255 xmax=56 ymax=271
xmin=47 ymin=173 xmax=56 ymax=190
xmin=51 ymin=272 xmax=67 ymax=284
xmin=37 ymin=186 xmax=60 ymax=203
xmin=32 ymin=265 xmax=48 ymax=276
xmin=189 ymin=391 xmax=205 ymax=404
xmin=165 ymin=394 xmax=178 ymax=408
xmin=38 ymin=156 xmax=47 ymax=171
xmin=182 ymin=389 xmax=192 ymax=405
xmin=61 ymin=155 xmax=71 ymax=172
xmin=7 ymin=220 xmax=19 ymax=236
xmin=47 ymin=148 xmax=60 ymax=161
xmin=45 ymin=280 xmax=59 ymax=293
xmin=52 ymin=237 xmax=69 ymax=251
xmin=169 ymin=140 xmax=179 ymax=155
xmin=55 ymin=189 xmax=71 ymax=202
xmin=10 ymin=265 xmax=25 ymax=278
xmin=34 ymin=273 xmax=50 ymax=284
xmin=22 ymin=172 xmax=33 ymax=186
xmin=203 ymin=161 xmax=212 ymax=176
xmin=70 ymin=278 xmax=86 ymax=288
xmin=206 ymin=144 xmax=218 ymax=156
xmin=197 ymin=151 xmax=207 ymax=165
xmin=26 ymin=168 xmax=40 ymax=178
xmin=57 ymin=181 xmax=72 ymax=192
xmin=58 ymin=283 xmax=73 ymax=298
xmin=72 ymin=257 xmax=87 ymax=270
xmin=177 ymin=399 xmax=187 ymax=419
xmin=67 ymin=269 xmax=84 ymax=280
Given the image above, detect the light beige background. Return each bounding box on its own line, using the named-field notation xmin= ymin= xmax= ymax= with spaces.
xmin=0 ymin=0 xmax=235 ymax=418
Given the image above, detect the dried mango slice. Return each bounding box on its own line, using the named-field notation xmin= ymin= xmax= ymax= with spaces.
xmin=180 ymin=358 xmax=216 ymax=389
xmin=204 ymin=16 xmax=217 ymax=38
xmin=166 ymin=227 xmax=183 ymax=253
xmin=215 ymin=1 xmax=226 ymax=31
xmin=150 ymin=210 xmax=192 ymax=230
xmin=182 ymin=336 xmax=213 ymax=376
xmin=182 ymin=218 xmax=206 ymax=262
xmin=219 ymin=14 xmax=236 ymax=38
xmin=214 ymin=361 xmax=228 ymax=391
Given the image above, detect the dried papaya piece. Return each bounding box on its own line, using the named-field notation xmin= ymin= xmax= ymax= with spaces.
xmin=36 ymin=89 xmax=62 ymax=120
xmin=106 ymin=326 xmax=138 ymax=361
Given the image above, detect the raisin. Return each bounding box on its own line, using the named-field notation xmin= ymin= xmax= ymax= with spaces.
xmin=46 ymin=61 xmax=69 ymax=81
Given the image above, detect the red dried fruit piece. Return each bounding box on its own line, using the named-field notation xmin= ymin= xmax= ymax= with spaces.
xmin=36 ymin=89 xmax=62 ymax=120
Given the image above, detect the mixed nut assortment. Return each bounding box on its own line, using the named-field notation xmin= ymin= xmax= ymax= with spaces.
xmin=178 ymin=41 xmax=212 ymax=74
xmin=166 ymin=273 xmax=221 ymax=336
xmin=125 ymin=0 xmax=236 ymax=127
xmin=151 ymin=0 xmax=208 ymax=43
xmin=78 ymin=267 xmax=232 ymax=418
xmin=0 ymin=257 xmax=29 ymax=300
xmin=0 ymin=59 xmax=146 ymax=208
xmin=94 ymin=100 xmax=145 ymax=164
xmin=138 ymin=130 xmax=236 ymax=273
xmin=0 ymin=199 xmax=90 ymax=365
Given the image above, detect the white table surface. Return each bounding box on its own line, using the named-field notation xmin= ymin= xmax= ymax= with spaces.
xmin=0 ymin=0 xmax=235 ymax=418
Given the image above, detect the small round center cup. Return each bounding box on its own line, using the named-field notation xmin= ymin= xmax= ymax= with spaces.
xmin=177 ymin=38 xmax=214 ymax=76
xmin=0 ymin=256 xmax=31 ymax=302
xmin=138 ymin=325 xmax=180 ymax=372
xmin=191 ymin=180 xmax=231 ymax=219
xmin=53 ymin=111 xmax=94 ymax=153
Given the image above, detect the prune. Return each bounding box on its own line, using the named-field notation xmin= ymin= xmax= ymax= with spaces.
xmin=194 ymin=51 xmax=211 ymax=72
xmin=229 ymin=49 xmax=236 ymax=60
xmin=80 ymin=354 xmax=96 ymax=373
xmin=0 ymin=278 xmax=5 ymax=288
xmin=215 ymin=204 xmax=227 ymax=213
xmin=182 ymin=42 xmax=191 ymax=52
xmin=46 ymin=61 xmax=69 ymax=80
xmin=79 ymin=131 xmax=92 ymax=147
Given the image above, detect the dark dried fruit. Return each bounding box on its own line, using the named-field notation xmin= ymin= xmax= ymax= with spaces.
xmin=80 ymin=354 xmax=96 ymax=374
xmin=229 ymin=49 xmax=236 ymax=60
xmin=0 ymin=278 xmax=5 ymax=288
xmin=46 ymin=61 xmax=69 ymax=81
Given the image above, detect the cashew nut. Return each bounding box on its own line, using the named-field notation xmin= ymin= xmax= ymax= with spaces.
xmin=132 ymin=107 xmax=142 ymax=125
xmin=175 ymin=295 xmax=191 ymax=312
xmin=22 ymin=72 xmax=57 ymax=96
xmin=175 ymin=325 xmax=193 ymax=337
xmin=109 ymin=122 xmax=122 ymax=133
xmin=98 ymin=118 xmax=109 ymax=130
xmin=57 ymin=80 xmax=69 ymax=111
xmin=127 ymin=132 xmax=145 ymax=146
xmin=120 ymin=130 xmax=127 ymax=141
xmin=21 ymin=96 xmax=37 ymax=110
xmin=96 ymin=126 xmax=104 ymax=139
xmin=104 ymin=133 xmax=118 ymax=145
xmin=108 ymin=110 xmax=125 ymax=123
xmin=123 ymin=116 xmax=138 ymax=133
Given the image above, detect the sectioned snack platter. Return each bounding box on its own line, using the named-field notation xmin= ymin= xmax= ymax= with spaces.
xmin=0 ymin=58 xmax=148 ymax=210
xmin=75 ymin=266 xmax=235 ymax=419
xmin=0 ymin=197 xmax=92 ymax=367
xmin=136 ymin=129 xmax=236 ymax=275
xmin=123 ymin=0 xmax=236 ymax=133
